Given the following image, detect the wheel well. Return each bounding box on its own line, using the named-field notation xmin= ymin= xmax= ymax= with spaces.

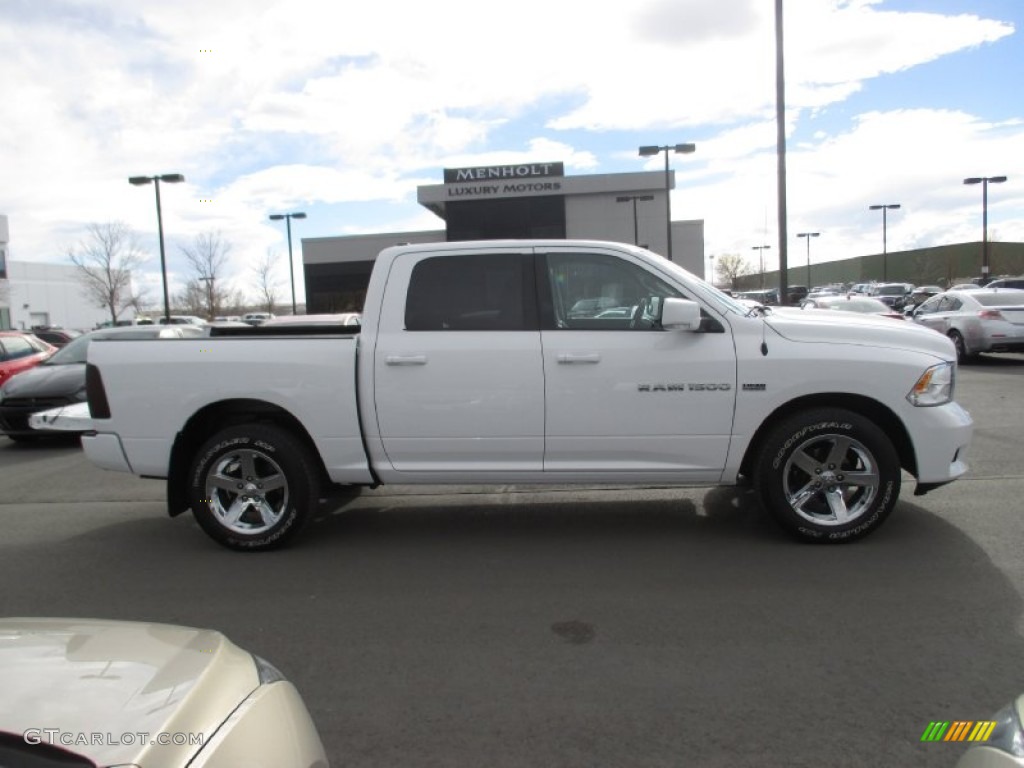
xmin=166 ymin=399 xmax=328 ymax=517
xmin=739 ymin=394 xmax=917 ymax=480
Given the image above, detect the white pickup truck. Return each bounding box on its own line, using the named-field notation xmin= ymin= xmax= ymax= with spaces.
xmin=71 ymin=239 xmax=972 ymax=550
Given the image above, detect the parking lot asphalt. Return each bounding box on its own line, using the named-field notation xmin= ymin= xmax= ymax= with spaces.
xmin=1 ymin=354 xmax=1023 ymax=768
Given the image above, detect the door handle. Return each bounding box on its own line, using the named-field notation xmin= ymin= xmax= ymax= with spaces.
xmin=557 ymin=353 xmax=601 ymax=364
xmin=385 ymin=355 xmax=427 ymax=365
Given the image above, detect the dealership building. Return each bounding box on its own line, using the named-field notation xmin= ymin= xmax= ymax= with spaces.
xmin=301 ymin=162 xmax=705 ymax=312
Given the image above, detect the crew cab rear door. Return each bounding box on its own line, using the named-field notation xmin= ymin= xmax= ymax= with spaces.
xmin=537 ymin=246 xmax=737 ymax=480
xmin=371 ymin=246 xmax=544 ymax=473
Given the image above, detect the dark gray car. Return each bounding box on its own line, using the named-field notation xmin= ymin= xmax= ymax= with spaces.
xmin=0 ymin=326 xmax=188 ymax=441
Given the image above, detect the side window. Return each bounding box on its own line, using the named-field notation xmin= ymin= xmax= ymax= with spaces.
xmin=947 ymin=297 xmax=963 ymax=311
xmin=1 ymin=336 xmax=36 ymax=360
xmin=544 ymin=252 xmax=682 ymax=330
xmin=917 ymin=297 xmax=941 ymax=315
xmin=405 ymin=253 xmax=534 ymax=331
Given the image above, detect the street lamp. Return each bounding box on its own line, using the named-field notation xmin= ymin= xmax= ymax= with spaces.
xmin=638 ymin=143 xmax=696 ymax=261
xmin=796 ymin=232 xmax=820 ymax=288
xmin=963 ymin=176 xmax=1008 ymax=282
xmin=752 ymin=245 xmax=772 ymax=291
xmin=869 ymin=204 xmax=900 ymax=281
xmin=128 ymin=173 xmax=185 ymax=323
xmin=268 ymin=212 xmax=307 ymax=315
xmin=199 ymin=276 xmax=215 ymax=320
xmin=615 ymin=194 xmax=654 ymax=245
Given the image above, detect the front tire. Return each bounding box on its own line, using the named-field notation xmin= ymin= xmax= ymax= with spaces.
xmin=188 ymin=423 xmax=319 ymax=551
xmin=754 ymin=408 xmax=900 ymax=543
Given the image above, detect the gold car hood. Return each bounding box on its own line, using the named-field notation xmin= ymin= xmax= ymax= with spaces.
xmin=0 ymin=618 xmax=259 ymax=767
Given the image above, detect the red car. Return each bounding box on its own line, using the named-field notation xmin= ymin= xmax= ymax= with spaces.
xmin=0 ymin=332 xmax=56 ymax=386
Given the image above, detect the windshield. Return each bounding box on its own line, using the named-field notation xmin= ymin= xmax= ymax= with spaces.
xmin=43 ymin=333 xmax=91 ymax=365
xmin=636 ymin=248 xmax=751 ymax=315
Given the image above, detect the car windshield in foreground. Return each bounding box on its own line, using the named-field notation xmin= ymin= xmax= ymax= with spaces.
xmin=974 ymin=291 xmax=1024 ymax=307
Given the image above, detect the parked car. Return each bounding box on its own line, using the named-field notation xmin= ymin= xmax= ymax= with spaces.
xmin=158 ymin=314 xmax=207 ymax=325
xmin=985 ymin=276 xmax=1024 ymax=290
xmin=786 ymin=285 xmax=809 ymax=303
xmin=867 ymin=282 xmax=914 ymax=310
xmin=27 ymin=326 xmax=82 ymax=348
xmin=0 ymin=617 xmax=328 ymax=768
xmin=800 ymin=295 xmax=905 ymax=320
xmin=906 ymin=285 xmax=944 ymax=309
xmin=909 ymin=288 xmax=1024 ymax=362
xmin=0 ymin=325 xmax=191 ymax=441
xmin=242 ymin=312 xmax=275 ymax=325
xmin=0 ymin=331 xmax=56 ymax=388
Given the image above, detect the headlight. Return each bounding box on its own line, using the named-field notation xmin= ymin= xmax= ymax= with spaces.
xmin=907 ymin=362 xmax=955 ymax=407
xmin=981 ymin=702 xmax=1024 ymax=757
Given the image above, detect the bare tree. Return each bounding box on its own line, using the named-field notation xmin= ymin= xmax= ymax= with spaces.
xmin=180 ymin=231 xmax=233 ymax=319
xmin=252 ymin=250 xmax=282 ymax=314
xmin=714 ymin=252 xmax=753 ymax=290
xmin=68 ymin=222 xmax=147 ymax=324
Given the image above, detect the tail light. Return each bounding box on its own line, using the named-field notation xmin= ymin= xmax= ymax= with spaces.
xmin=85 ymin=364 xmax=111 ymax=418
xmin=978 ymin=310 xmax=1004 ymax=320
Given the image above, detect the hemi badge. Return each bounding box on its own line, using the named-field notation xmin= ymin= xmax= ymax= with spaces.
xmin=742 ymin=383 xmax=766 ymax=391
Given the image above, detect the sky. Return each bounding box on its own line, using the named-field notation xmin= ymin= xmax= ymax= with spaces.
xmin=1 ymin=0 xmax=1022 ymax=305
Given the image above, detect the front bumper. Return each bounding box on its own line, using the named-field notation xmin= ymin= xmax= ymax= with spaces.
xmin=908 ymin=400 xmax=973 ymax=485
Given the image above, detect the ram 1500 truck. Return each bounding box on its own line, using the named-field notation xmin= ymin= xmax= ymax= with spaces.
xmin=72 ymin=240 xmax=973 ymax=550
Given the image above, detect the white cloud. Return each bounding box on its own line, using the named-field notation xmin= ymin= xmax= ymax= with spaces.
xmin=0 ymin=0 xmax=1020 ymax=303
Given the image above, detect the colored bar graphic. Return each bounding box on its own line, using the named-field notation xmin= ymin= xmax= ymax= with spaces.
xmin=921 ymin=722 xmax=950 ymax=742
xmin=921 ymin=721 xmax=997 ymax=742
xmin=969 ymin=721 xmax=998 ymax=742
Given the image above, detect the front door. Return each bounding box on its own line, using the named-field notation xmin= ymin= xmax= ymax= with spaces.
xmin=538 ymin=247 xmax=737 ymax=480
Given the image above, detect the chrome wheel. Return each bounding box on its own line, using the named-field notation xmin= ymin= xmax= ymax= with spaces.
xmin=756 ymin=407 xmax=899 ymax=542
xmin=204 ymin=448 xmax=290 ymax=536
xmin=782 ymin=432 xmax=879 ymax=527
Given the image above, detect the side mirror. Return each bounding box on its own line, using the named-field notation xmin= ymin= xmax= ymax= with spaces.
xmin=661 ymin=297 xmax=702 ymax=331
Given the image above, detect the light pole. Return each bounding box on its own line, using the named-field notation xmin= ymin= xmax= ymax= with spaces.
xmin=708 ymin=253 xmax=715 ymax=286
xmin=199 ymin=276 xmax=215 ymax=320
xmin=269 ymin=212 xmax=306 ymax=315
xmin=963 ymin=176 xmax=1008 ymax=282
xmin=638 ymin=143 xmax=696 ymax=261
xmin=752 ymin=245 xmax=772 ymax=291
xmin=128 ymin=173 xmax=185 ymax=323
xmin=869 ymin=203 xmax=900 ymax=281
xmin=796 ymin=232 xmax=819 ymax=288
xmin=615 ymin=194 xmax=654 ymax=245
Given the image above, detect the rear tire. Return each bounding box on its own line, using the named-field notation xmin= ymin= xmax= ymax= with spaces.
xmin=754 ymin=408 xmax=900 ymax=543
xmin=188 ymin=423 xmax=319 ymax=551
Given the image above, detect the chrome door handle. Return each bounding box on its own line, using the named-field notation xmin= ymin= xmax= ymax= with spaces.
xmin=556 ymin=353 xmax=601 ymax=364
xmin=385 ymin=355 xmax=427 ymax=365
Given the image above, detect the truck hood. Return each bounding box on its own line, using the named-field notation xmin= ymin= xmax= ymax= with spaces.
xmin=0 ymin=618 xmax=259 ymax=767
xmin=764 ymin=309 xmax=956 ymax=360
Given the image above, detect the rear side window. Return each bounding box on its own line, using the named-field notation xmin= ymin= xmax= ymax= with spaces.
xmin=976 ymin=292 xmax=1024 ymax=307
xmin=0 ymin=336 xmax=38 ymax=361
xmin=405 ymin=253 xmax=536 ymax=331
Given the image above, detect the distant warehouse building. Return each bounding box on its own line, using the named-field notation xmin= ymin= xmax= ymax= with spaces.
xmin=301 ymin=163 xmax=705 ymax=313
xmin=0 ymin=214 xmax=114 ymax=331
